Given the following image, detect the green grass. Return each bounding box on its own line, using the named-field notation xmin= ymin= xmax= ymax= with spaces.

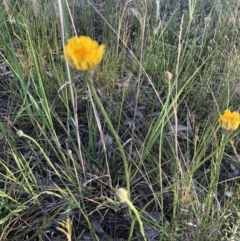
xmin=1 ymin=0 xmax=240 ymax=240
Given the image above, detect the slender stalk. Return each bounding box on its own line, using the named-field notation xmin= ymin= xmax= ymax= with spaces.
xmin=87 ymin=79 xmax=130 ymax=193
xmin=117 ymin=188 xmax=146 ymax=241
xmin=125 ymin=198 xmax=146 ymax=241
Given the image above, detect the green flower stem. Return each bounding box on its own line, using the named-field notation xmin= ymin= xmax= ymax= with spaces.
xmin=125 ymin=199 xmax=147 ymax=241
xmin=17 ymin=130 xmax=62 ymax=178
xmin=87 ymin=79 xmax=130 ymax=193
xmin=116 ymin=188 xmax=146 ymax=240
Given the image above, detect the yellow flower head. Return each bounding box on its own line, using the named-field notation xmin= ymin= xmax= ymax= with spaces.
xmin=64 ymin=36 xmax=105 ymax=71
xmin=219 ymin=109 xmax=240 ymax=131
xmin=116 ymin=188 xmax=128 ymax=203
xmin=165 ymin=70 xmax=173 ymax=81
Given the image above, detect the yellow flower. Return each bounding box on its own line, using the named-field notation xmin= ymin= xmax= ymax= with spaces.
xmin=165 ymin=70 xmax=173 ymax=81
xmin=116 ymin=188 xmax=128 ymax=203
xmin=64 ymin=36 xmax=105 ymax=71
xmin=219 ymin=109 xmax=240 ymax=131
